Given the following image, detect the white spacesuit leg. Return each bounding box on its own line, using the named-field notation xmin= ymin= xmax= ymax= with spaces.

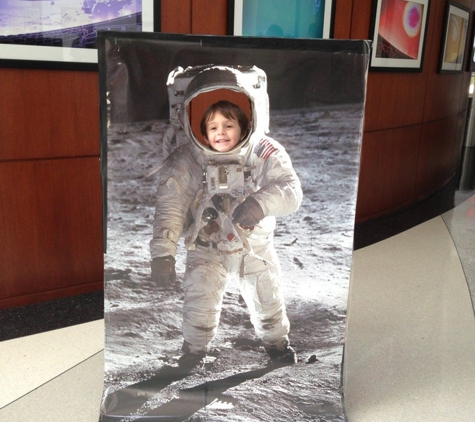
xmin=239 ymin=239 xmax=290 ymax=349
xmin=182 ymin=247 xmax=229 ymax=353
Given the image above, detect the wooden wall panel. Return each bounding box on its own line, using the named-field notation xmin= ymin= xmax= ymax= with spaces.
xmin=350 ymin=0 xmax=472 ymax=221
xmin=161 ymin=0 xmax=192 ymax=33
xmin=332 ymin=0 xmax=353 ymax=39
xmin=415 ymin=115 xmax=464 ymax=197
xmin=424 ymin=73 xmax=470 ymax=122
xmin=454 ymin=111 xmax=469 ymax=167
xmin=349 ymin=0 xmax=373 ymax=40
xmin=355 ymin=126 xmax=421 ymax=220
xmin=191 ymin=0 xmax=228 ymax=35
xmin=359 ymin=0 xmax=432 ymax=131
xmin=364 ymin=72 xmax=428 ymax=131
xmin=0 ymin=158 xmax=103 ymax=307
xmin=0 ymin=67 xmax=102 ymax=308
xmin=0 ymin=69 xmax=100 ymax=161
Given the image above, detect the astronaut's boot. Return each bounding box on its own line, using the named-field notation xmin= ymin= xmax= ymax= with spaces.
xmin=265 ymin=340 xmax=297 ymax=365
xmin=178 ymin=341 xmax=207 ymax=371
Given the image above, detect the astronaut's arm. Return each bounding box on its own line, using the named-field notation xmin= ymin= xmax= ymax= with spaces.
xmin=251 ymin=149 xmax=303 ymax=218
xmin=150 ymin=181 xmax=190 ymax=258
xmin=149 ymin=152 xmax=198 ymax=259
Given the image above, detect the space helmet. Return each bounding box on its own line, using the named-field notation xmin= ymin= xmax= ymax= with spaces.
xmin=166 ymin=64 xmax=270 ymax=160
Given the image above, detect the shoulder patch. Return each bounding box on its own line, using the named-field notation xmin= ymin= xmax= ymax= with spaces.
xmin=254 ymin=138 xmax=278 ymax=160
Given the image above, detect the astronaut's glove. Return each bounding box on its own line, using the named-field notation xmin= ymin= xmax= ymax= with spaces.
xmin=232 ymin=196 xmax=265 ymax=228
xmin=151 ymin=256 xmax=176 ymax=287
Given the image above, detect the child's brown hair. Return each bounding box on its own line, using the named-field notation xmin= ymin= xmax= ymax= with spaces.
xmin=200 ymin=100 xmax=250 ymax=140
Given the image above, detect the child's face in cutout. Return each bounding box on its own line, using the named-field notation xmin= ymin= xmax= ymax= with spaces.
xmin=204 ymin=111 xmax=242 ymax=152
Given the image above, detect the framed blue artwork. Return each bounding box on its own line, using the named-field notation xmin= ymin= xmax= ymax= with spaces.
xmin=229 ymin=0 xmax=334 ymax=39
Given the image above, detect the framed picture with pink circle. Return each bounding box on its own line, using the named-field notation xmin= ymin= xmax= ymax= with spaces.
xmin=369 ymin=0 xmax=430 ymax=72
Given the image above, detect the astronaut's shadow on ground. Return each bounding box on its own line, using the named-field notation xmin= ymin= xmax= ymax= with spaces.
xmin=128 ymin=365 xmax=280 ymax=421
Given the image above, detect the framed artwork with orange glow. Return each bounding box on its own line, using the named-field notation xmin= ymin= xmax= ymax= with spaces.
xmin=439 ymin=1 xmax=470 ymax=73
xmin=370 ymin=0 xmax=430 ymax=71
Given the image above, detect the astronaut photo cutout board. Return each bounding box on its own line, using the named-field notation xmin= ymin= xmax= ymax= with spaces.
xmin=97 ymin=32 xmax=370 ymax=421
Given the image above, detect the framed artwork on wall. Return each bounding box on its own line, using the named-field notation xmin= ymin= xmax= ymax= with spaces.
xmin=369 ymin=0 xmax=430 ymax=72
xmin=439 ymin=1 xmax=470 ymax=73
xmin=0 ymin=0 xmax=159 ymax=71
xmin=467 ymin=12 xmax=475 ymax=73
xmin=228 ymin=0 xmax=334 ymax=39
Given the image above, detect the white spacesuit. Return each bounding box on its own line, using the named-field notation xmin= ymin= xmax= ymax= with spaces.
xmin=150 ymin=65 xmax=303 ymax=365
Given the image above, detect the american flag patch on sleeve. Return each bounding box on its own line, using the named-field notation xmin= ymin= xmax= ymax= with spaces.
xmin=254 ymin=138 xmax=278 ymax=160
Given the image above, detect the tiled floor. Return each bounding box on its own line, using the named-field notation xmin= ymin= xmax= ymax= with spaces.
xmin=0 ymin=321 xmax=104 ymax=421
xmin=1 ymin=188 xmax=474 ymax=422
xmin=343 ymin=198 xmax=475 ymax=421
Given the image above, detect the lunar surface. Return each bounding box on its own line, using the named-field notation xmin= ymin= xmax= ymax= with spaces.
xmin=102 ymin=103 xmax=364 ymax=421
